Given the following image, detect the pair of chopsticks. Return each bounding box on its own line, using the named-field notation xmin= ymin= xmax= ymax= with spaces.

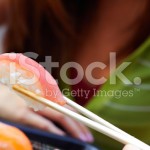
xmin=13 ymin=85 xmax=150 ymax=150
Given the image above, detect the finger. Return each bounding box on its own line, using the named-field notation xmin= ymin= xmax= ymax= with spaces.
xmin=75 ymin=122 xmax=94 ymax=143
xmin=57 ymin=116 xmax=88 ymax=142
xmin=123 ymin=145 xmax=140 ymax=150
xmin=19 ymin=109 xmax=65 ymax=136
xmin=38 ymin=107 xmax=90 ymax=142
xmin=64 ymin=104 xmax=93 ymax=142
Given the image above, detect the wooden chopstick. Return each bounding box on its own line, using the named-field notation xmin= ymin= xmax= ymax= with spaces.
xmin=64 ymin=96 xmax=149 ymax=149
xmin=13 ymin=85 xmax=150 ymax=150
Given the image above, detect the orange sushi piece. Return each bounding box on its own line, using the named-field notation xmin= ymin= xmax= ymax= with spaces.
xmin=0 ymin=122 xmax=32 ymax=150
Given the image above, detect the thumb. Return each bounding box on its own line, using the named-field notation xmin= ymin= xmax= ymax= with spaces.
xmin=123 ymin=145 xmax=141 ymax=150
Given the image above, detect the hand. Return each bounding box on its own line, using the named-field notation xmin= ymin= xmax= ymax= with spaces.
xmin=37 ymin=105 xmax=93 ymax=142
xmin=123 ymin=145 xmax=140 ymax=150
xmin=0 ymin=84 xmax=93 ymax=142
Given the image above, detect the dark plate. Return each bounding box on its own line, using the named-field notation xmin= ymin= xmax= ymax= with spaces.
xmin=0 ymin=119 xmax=100 ymax=150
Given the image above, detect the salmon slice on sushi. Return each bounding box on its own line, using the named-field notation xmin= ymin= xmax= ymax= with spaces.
xmin=0 ymin=53 xmax=66 ymax=110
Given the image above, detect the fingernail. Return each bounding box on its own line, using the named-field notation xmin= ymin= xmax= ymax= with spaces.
xmin=79 ymin=134 xmax=88 ymax=142
xmin=59 ymin=131 xmax=66 ymax=136
xmin=87 ymin=133 xmax=94 ymax=142
xmin=48 ymin=128 xmax=65 ymax=136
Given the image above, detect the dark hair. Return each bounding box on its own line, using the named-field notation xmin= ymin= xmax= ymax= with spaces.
xmin=4 ymin=0 xmax=98 ymax=77
xmin=4 ymin=0 xmax=150 ymax=77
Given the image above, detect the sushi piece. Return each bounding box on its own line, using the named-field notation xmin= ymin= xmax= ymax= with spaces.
xmin=0 ymin=53 xmax=66 ymax=110
xmin=0 ymin=122 xmax=32 ymax=150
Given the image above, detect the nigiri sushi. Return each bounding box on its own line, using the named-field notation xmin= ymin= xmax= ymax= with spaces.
xmin=0 ymin=122 xmax=33 ymax=150
xmin=0 ymin=53 xmax=66 ymax=110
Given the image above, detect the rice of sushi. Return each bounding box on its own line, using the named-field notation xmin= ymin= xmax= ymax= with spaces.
xmin=0 ymin=60 xmax=45 ymax=111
